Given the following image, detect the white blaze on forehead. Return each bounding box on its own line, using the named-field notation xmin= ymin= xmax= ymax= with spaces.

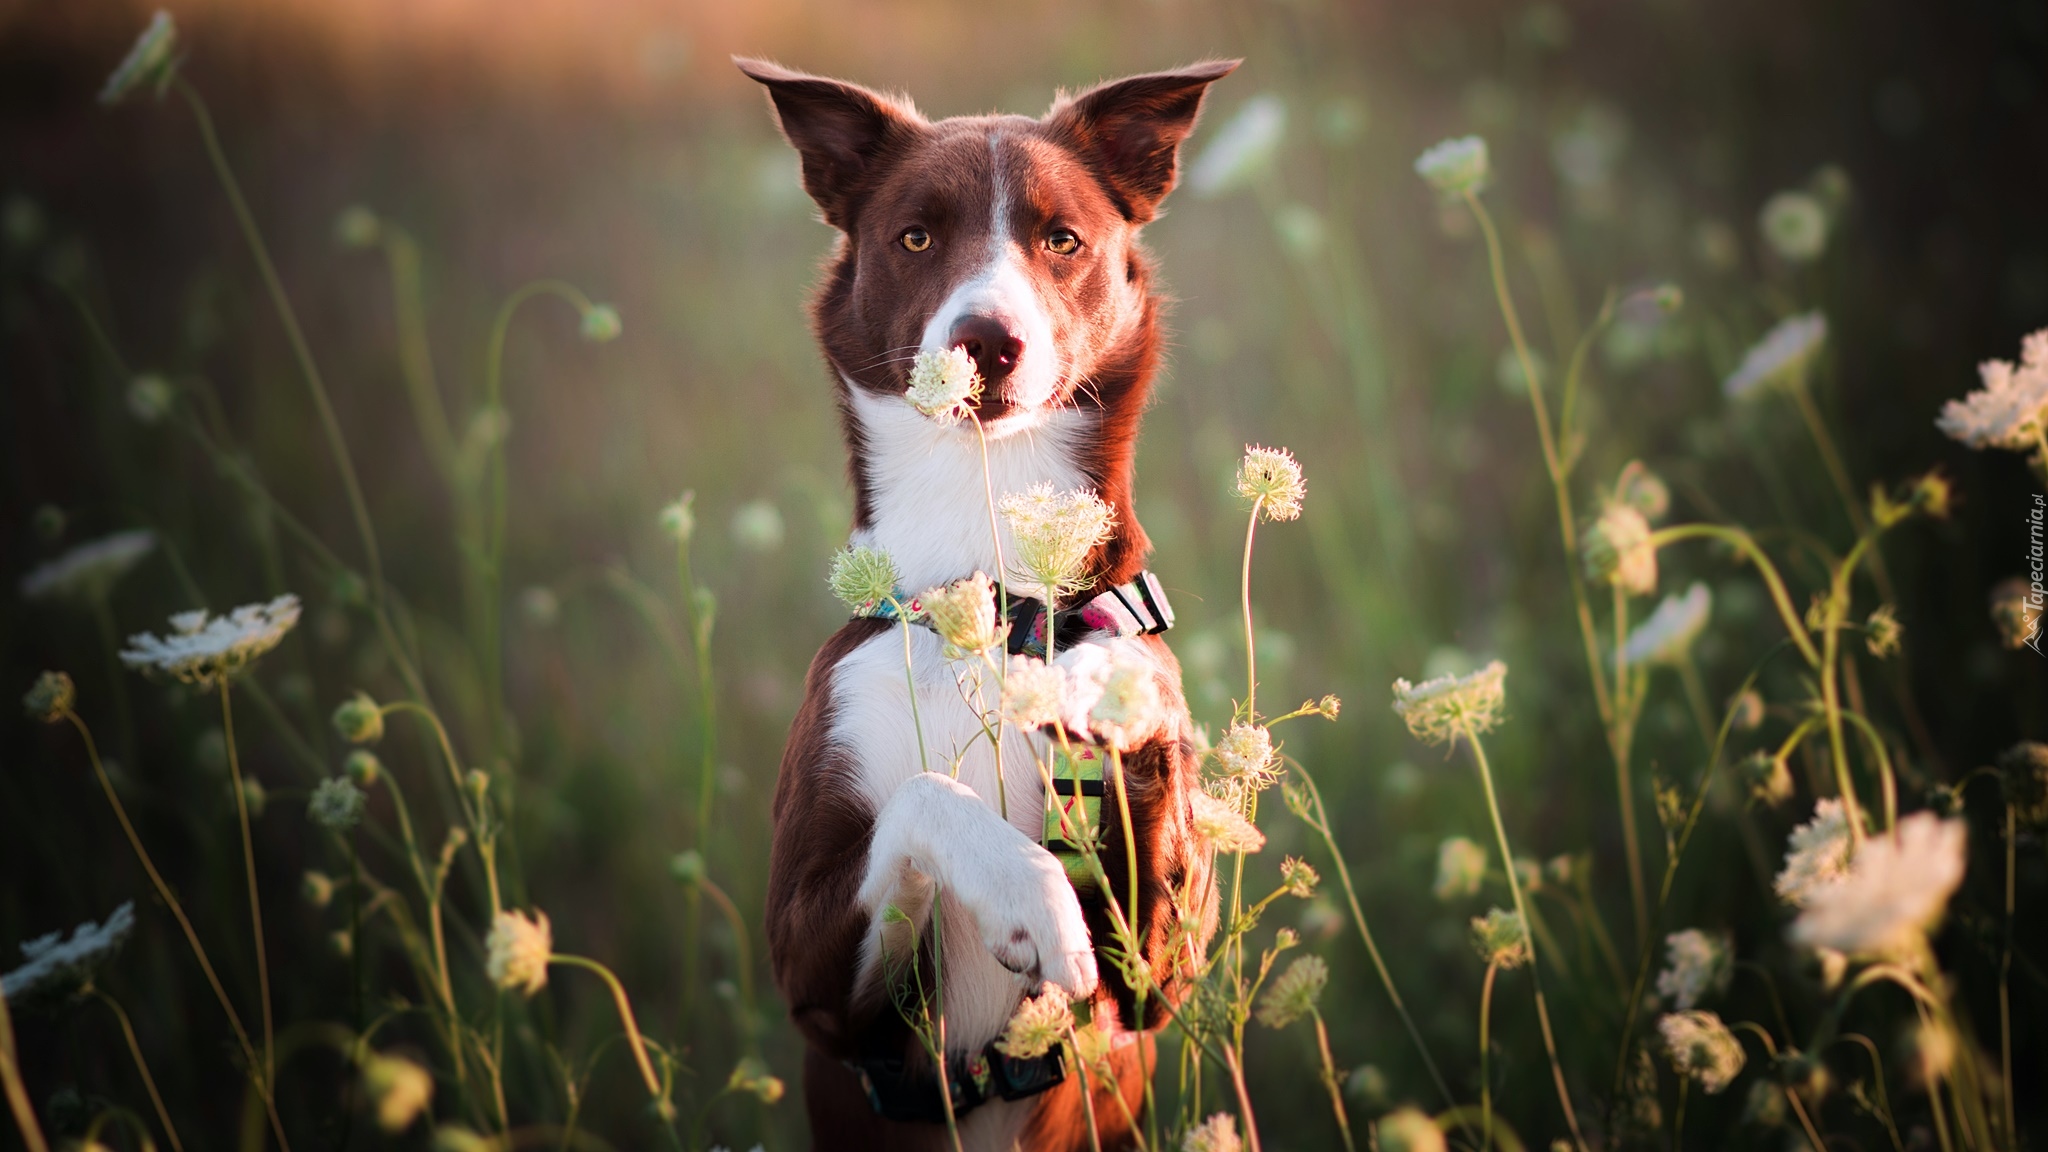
xmin=916 ymin=132 xmax=1061 ymax=410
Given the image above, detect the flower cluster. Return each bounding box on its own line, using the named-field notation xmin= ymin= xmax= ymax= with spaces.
xmin=1772 ymin=798 xmax=1862 ymax=907
xmin=362 ymin=1052 xmax=435 ymax=1132
xmin=1470 ymin=907 xmax=1529 ymax=969
xmin=1622 ymin=582 xmax=1711 ymax=666
xmin=1658 ymin=1010 xmax=1745 ymax=1093
xmin=309 ymin=776 xmax=367 ymax=833
xmin=905 ymin=347 xmax=983 ymax=424
xmin=997 ymin=990 xmax=1073 ymax=1059
xmin=1213 ymin=723 xmax=1278 ymax=788
xmin=1255 ymin=954 xmax=1328 ymax=1028
xmin=919 ymin=571 xmax=1005 ymax=657
xmin=1182 ymin=1112 xmax=1243 ymax=1152
xmin=1235 ymin=445 xmax=1305 ymax=522
xmin=1391 ymin=660 xmax=1507 ymax=746
xmin=1191 ymin=788 xmax=1266 ymax=854
xmin=1655 ymin=929 xmax=1733 ymax=1010
xmin=826 ymin=545 xmax=901 ymax=613
xmin=1413 ymin=136 xmax=1491 ymax=197
xmin=1790 ymin=812 xmax=1966 ymax=955
xmin=485 ymin=908 xmax=553 ymax=997
xmin=1583 ymin=502 xmax=1658 ymax=596
xmin=18 ymin=529 xmax=156 ymax=602
xmin=1 ymin=902 xmax=136 ymax=1001
xmin=120 ymin=595 xmax=302 ymax=689
xmin=22 ymin=670 xmax=75 ymax=724
xmin=1937 ymin=328 xmax=2048 ymax=453
xmin=1723 ymin=313 xmax=1827 ymax=400
xmin=1000 ymin=484 xmax=1115 ymax=603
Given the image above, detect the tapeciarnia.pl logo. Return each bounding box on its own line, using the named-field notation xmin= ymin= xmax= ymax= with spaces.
xmin=2027 ymin=493 xmax=2046 ymax=655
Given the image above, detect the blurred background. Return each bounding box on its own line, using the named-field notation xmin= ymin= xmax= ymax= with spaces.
xmin=4 ymin=0 xmax=2046 ymax=1147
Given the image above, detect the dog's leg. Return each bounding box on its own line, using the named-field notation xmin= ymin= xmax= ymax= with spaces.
xmin=856 ymin=772 xmax=1099 ymax=1000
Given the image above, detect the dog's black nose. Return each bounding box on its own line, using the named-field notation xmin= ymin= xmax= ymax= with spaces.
xmin=950 ymin=315 xmax=1023 ymax=390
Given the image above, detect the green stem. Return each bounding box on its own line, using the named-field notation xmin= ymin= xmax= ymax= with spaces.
xmin=1647 ymin=525 xmax=1821 ymax=667
xmin=2002 ymin=803 xmax=2018 ymax=1149
xmin=1463 ymin=724 xmax=1587 ymax=1152
xmin=218 ymin=682 xmax=274 ymax=1097
xmin=1479 ymin=960 xmax=1499 ymax=1152
xmin=548 ymin=955 xmax=674 ymax=1121
xmin=89 ymin=989 xmax=183 ymax=1152
xmin=973 ymin=415 xmax=1009 ymax=820
xmin=897 ymin=608 xmax=930 ymax=774
xmin=0 ymin=986 xmax=49 ymax=1152
xmin=1240 ymin=502 xmax=1261 ymax=720
xmin=1310 ymin=1012 xmax=1356 ymax=1152
xmin=697 ymin=876 xmax=759 ymax=1039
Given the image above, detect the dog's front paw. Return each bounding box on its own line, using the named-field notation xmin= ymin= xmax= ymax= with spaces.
xmin=970 ymin=845 xmax=1100 ymax=999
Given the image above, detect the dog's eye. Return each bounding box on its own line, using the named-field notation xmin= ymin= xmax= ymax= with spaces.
xmin=1047 ymin=228 xmax=1081 ymax=256
xmin=900 ymin=228 xmax=932 ymax=253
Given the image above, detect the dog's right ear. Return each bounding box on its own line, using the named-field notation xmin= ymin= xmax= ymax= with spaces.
xmin=734 ymin=58 xmax=924 ymax=230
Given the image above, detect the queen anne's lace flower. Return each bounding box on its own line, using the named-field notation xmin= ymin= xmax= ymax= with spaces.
xmin=1623 ymin=583 xmax=1712 ymax=666
xmin=1659 ymin=1010 xmax=1745 ymax=1093
xmin=1000 ymin=484 xmax=1115 ymax=603
xmin=996 ymin=990 xmax=1073 ymax=1059
xmin=1191 ymin=789 xmax=1265 ymax=854
xmin=1089 ymin=647 xmax=1163 ymax=748
xmin=121 ymin=595 xmax=301 ymax=689
xmin=1414 ymin=136 xmax=1491 ymax=197
xmin=905 ymin=347 xmax=982 ymax=424
xmin=1235 ymin=445 xmax=1305 ymax=522
xmin=1760 ymin=191 xmax=1828 ymax=262
xmin=1214 ymin=723 xmax=1278 ymax=789
xmin=485 ymin=908 xmax=552 ymax=997
xmin=1433 ymin=836 xmax=1487 ymax=900
xmin=1255 ymin=954 xmax=1327 ymax=1028
xmin=1584 ymin=504 xmax=1658 ymax=596
xmin=1773 ymin=798 xmax=1863 ymax=907
xmin=1790 ymin=812 xmax=1967 ymax=955
xmin=1 ymin=902 xmax=135 ymax=1000
xmin=1280 ymin=856 xmax=1319 ymax=898
xmin=1470 ymin=907 xmax=1530 ymax=969
xmin=1723 ymin=313 xmax=1827 ymax=400
xmin=309 ymin=776 xmax=367 ymax=833
xmin=1000 ymin=655 xmax=1068 ymax=729
xmin=1937 ymin=329 xmax=2048 ymax=452
xmin=18 ymin=529 xmax=156 ymax=602
xmin=919 ymin=571 xmax=1005 ymax=657
xmin=1392 ymin=660 xmax=1507 ymax=746
xmin=1656 ymin=929 xmax=1733 ymax=1010
xmin=826 ymin=545 xmax=901 ymax=612
xmin=1182 ymin=1112 xmax=1243 ymax=1152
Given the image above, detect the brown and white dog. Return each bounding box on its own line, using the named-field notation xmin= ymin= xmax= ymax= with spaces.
xmin=738 ymin=57 xmax=1236 ymax=1151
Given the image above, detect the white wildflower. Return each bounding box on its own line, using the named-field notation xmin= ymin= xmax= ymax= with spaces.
xmin=826 ymin=545 xmax=900 ymax=612
xmin=905 ymin=346 xmax=982 ymax=424
xmin=996 ymin=990 xmax=1073 ymax=1059
xmin=1000 ymin=484 xmax=1115 ymax=603
xmin=1759 ymin=191 xmax=1828 ymax=263
xmin=1391 ymin=660 xmax=1507 ymax=746
xmin=1584 ymin=503 xmax=1658 ymax=596
xmin=120 ymin=595 xmax=301 ymax=689
xmin=1937 ymin=328 xmax=2048 ymax=452
xmin=308 ymin=776 xmax=367 ymax=833
xmin=1790 ymin=812 xmax=1967 ymax=956
xmin=1182 ymin=1112 xmax=1242 ymax=1152
xmin=1414 ymin=136 xmax=1491 ymax=197
xmin=1659 ymin=1010 xmax=1745 ymax=1093
xmin=99 ymin=10 xmax=179 ymax=105
xmin=1723 ymin=313 xmax=1827 ymax=400
xmin=1255 ymin=954 xmax=1327 ymax=1028
xmin=1656 ymin=929 xmax=1733 ymax=1010
xmin=1433 ymin=836 xmax=1487 ymax=900
xmin=1214 ymin=723 xmax=1278 ymax=789
xmin=485 ymin=908 xmax=552 ymax=997
xmin=1 ymin=902 xmax=135 ymax=1000
xmin=19 ymin=529 xmax=156 ymax=601
xmin=1623 ymin=583 xmax=1712 ymax=666
xmin=1186 ymin=94 xmax=1286 ymax=198
xmin=1000 ymin=654 xmax=1068 ymax=728
xmin=1191 ymin=789 xmax=1265 ymax=854
xmin=920 ymin=572 xmax=1005 ymax=658
xmin=1773 ymin=798 xmax=1863 ymax=908
xmin=363 ymin=1052 xmax=435 ymax=1132
xmin=1235 ymin=445 xmax=1305 ymax=522
xmin=1088 ymin=646 xmax=1163 ymax=748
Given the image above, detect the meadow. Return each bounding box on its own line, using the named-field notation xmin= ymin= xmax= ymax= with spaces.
xmin=3 ymin=2 xmax=2046 ymax=1149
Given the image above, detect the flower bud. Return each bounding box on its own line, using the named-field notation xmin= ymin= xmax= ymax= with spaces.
xmin=345 ymin=749 xmax=383 ymax=787
xmin=669 ymin=849 xmax=707 ymax=886
xmin=23 ymin=670 xmax=75 ymax=723
xmin=579 ymin=303 xmax=622 ymax=343
xmin=303 ymin=870 xmax=336 ymax=908
xmin=332 ymin=692 xmax=384 ymax=744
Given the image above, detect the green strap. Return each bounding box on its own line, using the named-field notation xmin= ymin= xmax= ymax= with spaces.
xmin=1042 ymin=744 xmax=1106 ymax=891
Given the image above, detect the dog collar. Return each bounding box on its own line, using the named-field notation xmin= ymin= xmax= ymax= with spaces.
xmin=850 ymin=570 xmax=1174 ymax=658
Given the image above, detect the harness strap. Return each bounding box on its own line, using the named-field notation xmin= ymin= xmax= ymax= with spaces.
xmin=852 ymin=571 xmax=1174 ymax=659
xmin=847 ymin=1037 xmax=1066 ymax=1124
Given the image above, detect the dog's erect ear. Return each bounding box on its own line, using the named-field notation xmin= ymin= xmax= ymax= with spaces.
xmin=734 ymin=57 xmax=925 ymax=230
xmin=1047 ymin=60 xmax=1240 ymax=223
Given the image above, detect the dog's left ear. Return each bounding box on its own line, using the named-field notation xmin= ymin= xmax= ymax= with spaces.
xmin=1048 ymin=60 xmax=1240 ymax=223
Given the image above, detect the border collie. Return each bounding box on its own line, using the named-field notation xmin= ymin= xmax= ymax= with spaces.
xmin=738 ymin=56 xmax=1236 ymax=1151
